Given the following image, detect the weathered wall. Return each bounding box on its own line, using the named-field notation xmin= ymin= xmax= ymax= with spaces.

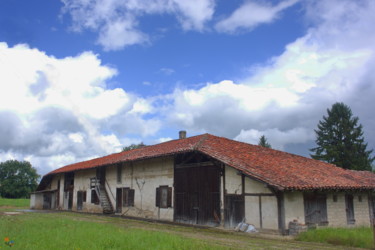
xmin=244 ymin=177 xmax=272 ymax=194
xmin=327 ymin=192 xmax=371 ymax=227
xmin=30 ymin=193 xmax=43 ymax=209
xmin=106 ymin=157 xmax=174 ymax=221
xmin=225 ymin=166 xmax=242 ymax=194
xmin=261 ymin=196 xmax=278 ymax=229
xmin=284 ymin=191 xmax=305 ymax=227
xmin=73 ymin=168 xmax=102 ymax=213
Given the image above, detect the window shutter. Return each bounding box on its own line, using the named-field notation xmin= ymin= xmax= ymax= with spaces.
xmin=156 ymin=187 xmax=160 ymax=207
xmin=123 ymin=188 xmax=128 ymax=207
xmin=167 ymin=187 xmax=172 ymax=208
xmin=129 ymin=189 xmax=135 ymax=207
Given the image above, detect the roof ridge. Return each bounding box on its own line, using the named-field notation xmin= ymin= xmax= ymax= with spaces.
xmin=193 ymin=133 xmax=210 ymax=150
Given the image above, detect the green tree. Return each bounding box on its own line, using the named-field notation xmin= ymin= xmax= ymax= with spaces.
xmin=0 ymin=160 xmax=40 ymax=198
xmin=122 ymin=142 xmax=146 ymax=152
xmin=258 ymin=135 xmax=272 ymax=148
xmin=310 ymin=102 xmax=374 ymax=171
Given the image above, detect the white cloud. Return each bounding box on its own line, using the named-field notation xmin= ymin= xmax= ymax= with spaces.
xmin=61 ymin=0 xmax=215 ymax=50
xmin=167 ymin=0 xmax=375 ymax=155
xmin=215 ymin=0 xmax=298 ymax=33
xmin=0 ymin=42 xmax=160 ymax=174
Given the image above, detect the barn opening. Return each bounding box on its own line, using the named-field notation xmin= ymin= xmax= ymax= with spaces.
xmin=174 ymin=152 xmax=221 ymax=226
xmin=304 ymin=193 xmax=328 ymax=227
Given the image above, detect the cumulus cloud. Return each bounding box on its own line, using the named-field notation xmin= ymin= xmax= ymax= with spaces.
xmin=167 ymin=0 xmax=375 ymax=154
xmin=61 ymin=0 xmax=215 ymax=50
xmin=0 ymin=43 xmax=159 ymax=174
xmin=215 ymin=0 xmax=299 ymax=33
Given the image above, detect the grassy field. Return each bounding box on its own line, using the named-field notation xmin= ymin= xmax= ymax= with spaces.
xmin=1 ymin=198 xmax=373 ymax=249
xmin=0 ymin=198 xmax=30 ymax=207
xmin=296 ymin=226 xmax=374 ymax=249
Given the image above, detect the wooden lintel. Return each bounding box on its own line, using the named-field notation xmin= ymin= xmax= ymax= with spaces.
xmin=244 ymin=193 xmax=275 ymax=196
xmin=175 ymin=161 xmax=213 ymax=168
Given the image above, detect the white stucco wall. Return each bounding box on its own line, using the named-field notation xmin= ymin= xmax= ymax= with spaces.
xmin=225 ymin=166 xmax=242 ymax=194
xmin=327 ymin=192 xmax=371 ymax=227
xmin=106 ymin=157 xmax=174 ymax=221
xmin=73 ymin=168 xmax=102 ymax=213
xmin=261 ymin=196 xmax=278 ymax=229
xmin=244 ymin=177 xmax=272 ymax=194
xmin=243 ymin=175 xmax=278 ymax=230
xmin=284 ymin=191 xmax=305 ymax=227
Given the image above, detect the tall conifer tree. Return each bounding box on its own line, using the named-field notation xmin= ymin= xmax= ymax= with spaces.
xmin=310 ymin=102 xmax=374 ymax=171
xmin=258 ymin=135 xmax=272 ymax=148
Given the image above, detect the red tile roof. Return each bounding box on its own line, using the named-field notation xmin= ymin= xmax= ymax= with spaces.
xmin=45 ymin=133 xmax=375 ymax=191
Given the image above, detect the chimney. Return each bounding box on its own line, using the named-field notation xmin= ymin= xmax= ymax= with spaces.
xmin=179 ymin=130 xmax=187 ymax=139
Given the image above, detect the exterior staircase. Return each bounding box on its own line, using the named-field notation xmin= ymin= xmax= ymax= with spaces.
xmin=90 ymin=177 xmax=114 ymax=214
xmin=98 ymin=185 xmax=114 ymax=214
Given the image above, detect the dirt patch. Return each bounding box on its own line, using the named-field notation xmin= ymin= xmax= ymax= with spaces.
xmin=3 ymin=211 xmax=22 ymax=215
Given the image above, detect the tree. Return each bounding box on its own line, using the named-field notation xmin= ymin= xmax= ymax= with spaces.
xmin=310 ymin=102 xmax=374 ymax=171
xmin=0 ymin=160 xmax=40 ymax=198
xmin=258 ymin=135 xmax=272 ymax=148
xmin=122 ymin=142 xmax=146 ymax=152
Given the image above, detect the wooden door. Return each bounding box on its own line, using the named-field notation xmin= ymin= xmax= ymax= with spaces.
xmin=116 ymin=188 xmax=123 ymax=213
xmin=77 ymin=191 xmax=83 ymax=211
xmin=345 ymin=194 xmax=355 ymax=225
xmin=304 ymin=193 xmax=328 ymax=226
xmin=174 ymin=165 xmax=221 ymax=226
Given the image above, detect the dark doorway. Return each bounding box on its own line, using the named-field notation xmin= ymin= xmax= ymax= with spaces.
xmin=68 ymin=190 xmax=73 ymax=210
xmin=174 ymin=165 xmax=221 ymax=226
xmin=225 ymin=195 xmax=245 ymax=228
xmin=43 ymin=193 xmax=51 ymax=209
xmin=345 ymin=194 xmax=355 ymax=225
xmin=304 ymin=193 xmax=328 ymax=226
xmin=116 ymin=188 xmax=123 ymax=213
xmin=56 ymin=180 xmax=60 ymax=208
xmin=96 ymin=167 xmax=106 ymax=185
xmin=77 ymin=191 xmax=83 ymax=211
xmin=370 ymin=194 xmax=375 ymax=223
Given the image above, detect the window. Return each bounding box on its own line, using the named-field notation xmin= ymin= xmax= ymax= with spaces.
xmin=333 ymin=195 xmax=338 ymax=202
xmin=122 ymin=188 xmax=135 ymax=207
xmin=117 ymin=164 xmax=122 ymax=183
xmin=156 ymin=186 xmax=172 ymax=208
xmin=91 ymin=189 xmax=99 ymax=205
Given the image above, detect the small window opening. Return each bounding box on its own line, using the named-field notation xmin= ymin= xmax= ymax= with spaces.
xmin=91 ymin=190 xmax=99 ymax=205
xmin=156 ymin=185 xmax=172 ymax=208
xmin=122 ymin=188 xmax=135 ymax=207
xmin=117 ymin=164 xmax=122 ymax=183
xmin=333 ymin=195 xmax=338 ymax=202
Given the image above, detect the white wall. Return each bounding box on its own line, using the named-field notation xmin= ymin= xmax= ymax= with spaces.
xmin=284 ymin=191 xmax=305 ymax=227
xmin=106 ymin=157 xmax=174 ymax=221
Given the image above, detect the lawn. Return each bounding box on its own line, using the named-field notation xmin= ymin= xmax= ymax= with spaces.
xmin=1 ymin=198 xmax=373 ymax=249
xmin=0 ymin=198 xmax=29 ymax=207
xmin=296 ymin=226 xmax=374 ymax=249
xmin=0 ymin=212 xmax=226 ymax=250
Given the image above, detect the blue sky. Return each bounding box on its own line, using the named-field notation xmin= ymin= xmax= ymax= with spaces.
xmin=0 ymin=0 xmax=374 ymax=175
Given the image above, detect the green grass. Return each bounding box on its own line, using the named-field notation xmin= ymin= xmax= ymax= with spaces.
xmin=0 ymin=198 xmax=29 ymax=208
xmin=0 ymin=212 xmax=227 ymax=250
xmin=296 ymin=227 xmax=374 ymax=249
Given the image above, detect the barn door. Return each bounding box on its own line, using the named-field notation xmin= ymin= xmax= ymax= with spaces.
xmin=345 ymin=194 xmax=355 ymax=225
xmin=174 ymin=165 xmax=221 ymax=226
xmin=225 ymin=195 xmax=244 ymax=228
xmin=77 ymin=191 xmax=83 ymax=211
xmin=304 ymin=193 xmax=328 ymax=226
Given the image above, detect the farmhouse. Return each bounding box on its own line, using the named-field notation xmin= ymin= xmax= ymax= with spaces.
xmin=31 ymin=132 xmax=375 ymax=234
